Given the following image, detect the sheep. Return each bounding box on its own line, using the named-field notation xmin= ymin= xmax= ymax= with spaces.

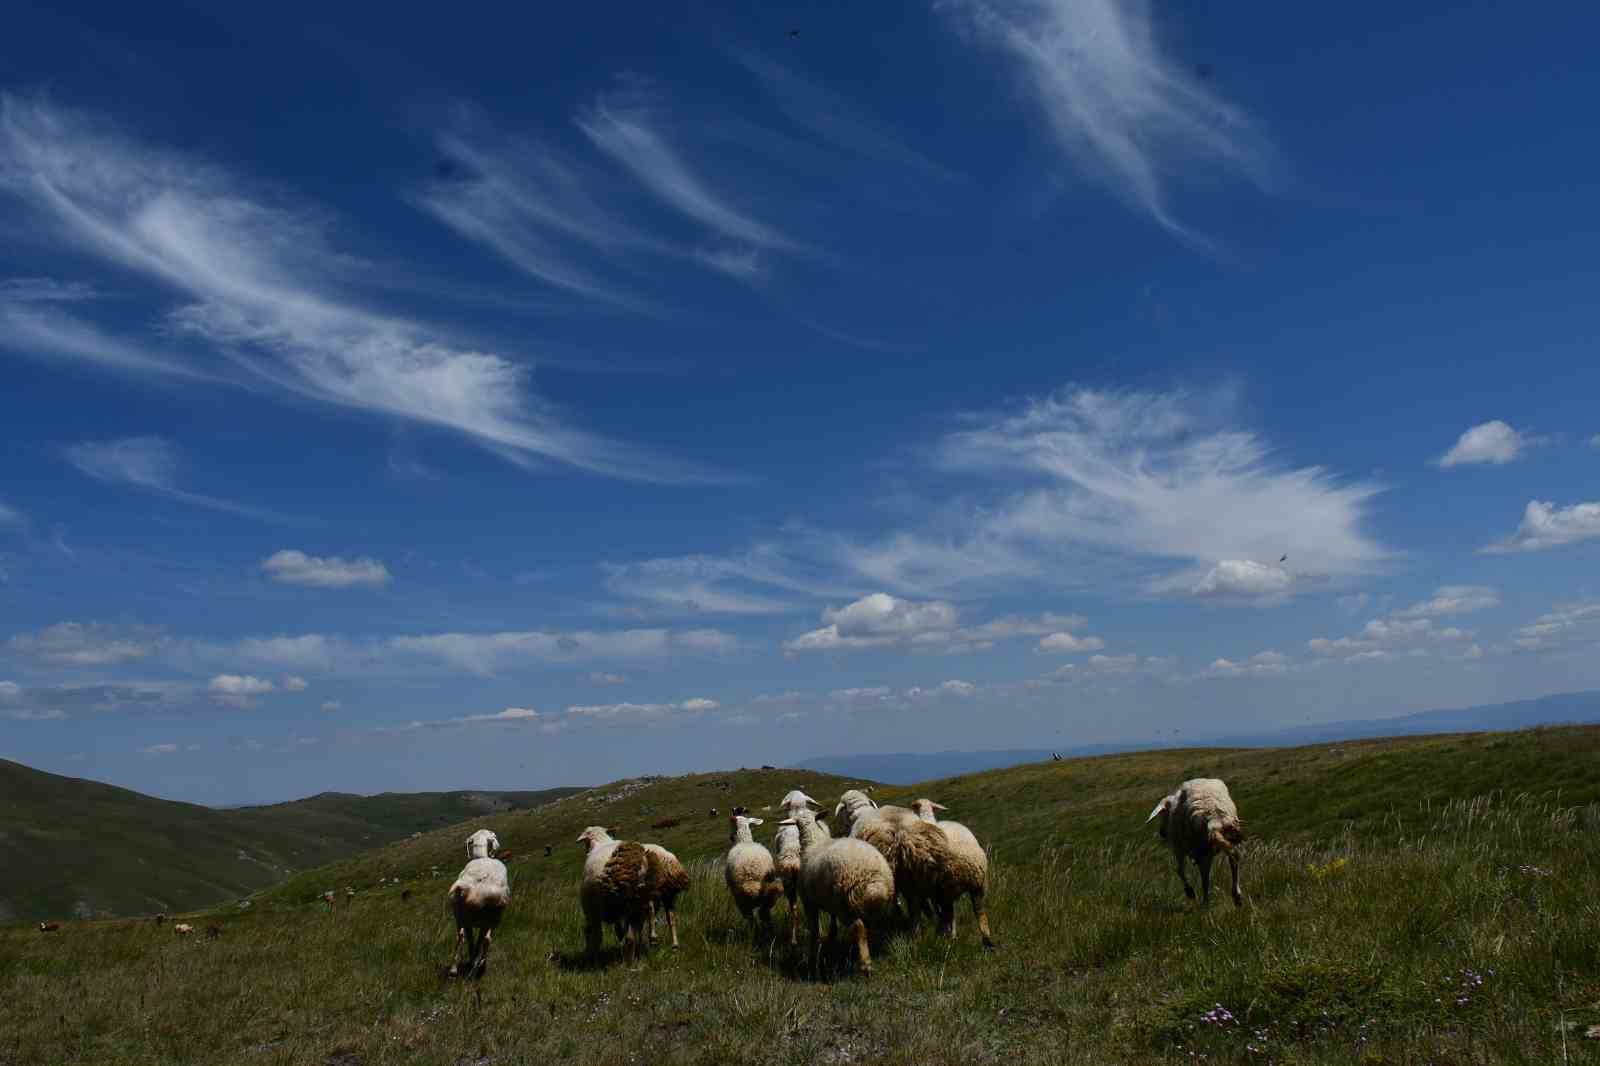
xmin=205 ymin=925 xmax=221 ymax=940
xmin=38 ymin=922 xmax=60 ymax=933
xmin=153 ymin=913 xmax=166 ymax=925
xmin=772 ymin=821 xmax=804 ymax=946
xmin=780 ymin=808 xmax=895 ymax=975
xmin=724 ymin=815 xmax=783 ymax=933
xmin=833 ymin=789 xmax=929 ymax=925
xmin=779 ymin=790 xmax=829 ymax=839
xmin=1146 ymin=778 xmax=1245 ymax=907
xmin=173 ymin=923 xmax=194 ymax=935
xmin=321 ymin=891 xmax=336 ymax=906
xmin=642 ymin=843 xmax=690 ymax=948
xmin=651 ymin=816 xmax=681 ymax=830
xmin=709 ymin=807 xmax=718 ymax=818
xmin=576 ymin=826 xmax=664 ymax=963
xmin=910 ymin=799 xmax=995 ymax=948
xmin=446 ymin=828 xmax=511 ymax=977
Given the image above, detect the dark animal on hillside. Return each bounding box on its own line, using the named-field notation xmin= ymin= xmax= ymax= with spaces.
xmin=544 ymin=845 xmax=553 ymax=857
xmin=38 ymin=922 xmax=60 ymax=933
xmin=154 ymin=913 xmax=167 ymax=924
xmin=205 ymin=926 xmax=221 ymax=940
xmin=651 ymin=816 xmax=681 ymax=830
xmin=401 ymin=889 xmax=413 ymax=902
xmin=709 ymin=807 xmax=718 ymax=817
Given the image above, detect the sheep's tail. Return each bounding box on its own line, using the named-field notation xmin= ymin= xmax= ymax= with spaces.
xmin=1209 ymin=822 xmax=1244 ymax=851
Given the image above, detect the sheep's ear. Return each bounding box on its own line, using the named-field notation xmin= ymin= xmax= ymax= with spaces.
xmin=749 ymin=817 xmax=764 ymax=827
xmin=800 ymin=792 xmax=820 ymax=809
xmin=777 ymin=817 xmax=796 ymax=826
xmin=931 ymin=802 xmax=949 ymax=811
xmin=1145 ymin=798 xmax=1170 ymax=824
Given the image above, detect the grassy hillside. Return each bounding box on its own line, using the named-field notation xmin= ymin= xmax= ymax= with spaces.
xmin=0 ymin=759 xmax=580 ymax=922
xmin=3 ymin=728 xmax=1599 ymax=1064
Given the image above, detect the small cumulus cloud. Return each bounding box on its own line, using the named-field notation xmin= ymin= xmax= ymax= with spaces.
xmin=1035 ymin=631 xmax=1105 ymax=654
xmin=587 ymin=672 xmax=627 ymax=686
xmin=320 ymin=701 xmax=341 ymax=712
xmin=208 ymin=674 xmax=275 ymax=708
xmin=1482 ymin=501 xmax=1600 ymax=553
xmin=139 ymin=743 xmax=179 ymax=754
xmin=261 ymin=550 xmax=391 ymax=589
xmin=282 ymin=675 xmax=308 ymax=692
xmin=1190 ymin=559 xmax=1294 ymax=604
xmin=1436 ymin=420 xmax=1531 ymax=467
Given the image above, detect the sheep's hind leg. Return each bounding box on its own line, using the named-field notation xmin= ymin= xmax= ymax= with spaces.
xmin=584 ymin=919 xmax=602 ymax=958
xmin=972 ymin=891 xmax=995 ymax=949
xmin=1198 ymin=853 xmax=1215 ymax=907
xmin=807 ymin=907 xmax=822 ymax=975
xmin=666 ymin=905 xmax=680 ymax=948
xmin=850 ymin=918 xmax=872 ymax=976
xmin=1175 ymin=855 xmax=1196 ymax=900
xmin=449 ymin=925 xmax=467 ymax=976
xmin=1228 ymin=851 xmax=1243 ymax=907
xmin=472 ymin=928 xmax=492 ymax=978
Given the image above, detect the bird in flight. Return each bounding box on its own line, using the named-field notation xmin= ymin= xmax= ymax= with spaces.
xmin=1279 ymin=554 xmax=1288 ymax=563
xmin=788 ymin=28 xmax=800 ymax=38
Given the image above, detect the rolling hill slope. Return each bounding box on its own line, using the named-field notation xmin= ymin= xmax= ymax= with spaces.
xmin=0 ymin=759 xmax=580 ymax=922
xmin=4 ymin=727 xmax=1599 ymax=1064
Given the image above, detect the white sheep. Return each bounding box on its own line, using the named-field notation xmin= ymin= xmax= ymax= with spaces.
xmin=724 ymin=815 xmax=783 ymax=932
xmin=1146 ymin=778 xmax=1245 ymax=907
xmin=780 ymin=808 xmax=895 ymax=976
xmin=772 ymin=822 xmax=803 ymax=945
xmin=446 ymin=829 xmax=511 ymax=977
xmin=778 ymin=789 xmax=830 ymax=838
xmin=910 ymin=798 xmax=995 ymax=948
xmin=642 ymin=843 xmax=690 ymax=948
xmin=576 ymin=826 xmax=665 ymax=962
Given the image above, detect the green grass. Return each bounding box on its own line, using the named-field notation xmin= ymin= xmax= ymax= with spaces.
xmin=3 ymin=727 xmax=1600 ymax=1064
xmin=0 ymin=758 xmax=580 ymax=922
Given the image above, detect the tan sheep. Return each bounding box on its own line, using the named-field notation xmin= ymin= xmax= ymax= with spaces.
xmin=1146 ymin=778 xmax=1245 ymax=907
xmin=724 ymin=815 xmax=783 ymax=932
xmin=642 ymin=843 xmax=690 ymax=949
xmin=910 ymin=798 xmax=995 ymax=948
xmin=780 ymin=808 xmax=896 ymax=976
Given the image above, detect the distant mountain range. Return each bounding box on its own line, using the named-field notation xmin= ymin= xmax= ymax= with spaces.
xmin=798 ymin=689 xmax=1600 ymax=784
xmin=0 ymin=760 xmax=581 ymax=923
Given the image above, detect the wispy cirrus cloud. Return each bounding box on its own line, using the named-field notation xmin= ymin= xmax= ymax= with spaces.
xmin=0 ymin=96 xmax=721 ymax=485
xmin=936 ymin=0 xmax=1266 ymax=231
xmin=731 ymin=50 xmax=960 ymax=184
xmin=260 ymin=549 xmax=391 ymax=589
xmin=64 ymin=437 xmax=282 ymax=520
xmin=0 ymin=279 xmax=201 ymax=379
xmin=1393 ymin=585 xmax=1500 ymax=619
xmin=1482 ymin=501 xmax=1600 ymax=554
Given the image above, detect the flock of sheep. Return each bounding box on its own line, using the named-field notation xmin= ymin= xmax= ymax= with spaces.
xmin=440 ymin=776 xmax=1245 ymax=979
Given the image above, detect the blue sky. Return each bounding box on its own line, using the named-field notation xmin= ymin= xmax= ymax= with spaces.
xmin=2 ymin=0 xmax=1597 ymax=804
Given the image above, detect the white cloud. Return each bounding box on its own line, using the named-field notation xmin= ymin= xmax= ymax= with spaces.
xmin=1437 ymin=420 xmax=1528 ymax=467
xmin=587 ymin=672 xmax=627 ymax=686
xmin=884 ymin=387 xmax=1388 ymax=603
xmin=0 ymin=500 xmax=21 ymax=527
xmin=320 ymin=700 xmax=341 ymax=712
xmin=0 ymin=96 xmax=720 ymax=485
xmin=580 ymin=101 xmax=798 ymax=257
xmin=1590 ymin=434 xmax=1600 ymax=449
xmin=599 ymin=554 xmax=800 ymax=616
xmin=207 ymin=674 xmax=275 ymax=708
xmin=0 ymin=680 xmax=19 ymax=702
xmin=1036 ymin=631 xmax=1105 ymax=654
xmin=1307 ymin=635 xmax=1374 ymax=657
xmin=785 ymin=592 xmax=1096 ymax=656
xmin=1482 ymin=501 xmax=1600 ymax=553
xmin=1087 ymin=653 xmax=1138 ymax=673
xmin=282 ymin=675 xmax=308 ymax=692
xmin=1393 ymin=585 xmax=1499 ymax=618
xmin=1208 ymin=650 xmax=1289 ymax=677
xmin=1509 ymin=601 xmax=1600 ymax=652
xmin=566 ymin=697 xmax=717 ymax=721
xmin=937 ymin=0 xmax=1264 ymax=231
xmin=261 ymin=550 xmax=391 ymax=589
xmin=64 ymin=437 xmax=277 ymax=519
xmin=0 ymin=295 xmax=199 ymax=379
xmin=8 ymin=622 xmax=161 ymax=665
xmin=139 ymin=743 xmax=179 ymax=754
xmin=387 ymin=627 xmax=739 ymax=676
xmin=1190 ymin=559 xmax=1294 ymax=603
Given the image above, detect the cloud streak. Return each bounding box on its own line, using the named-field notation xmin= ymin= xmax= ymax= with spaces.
xmin=64 ymin=437 xmax=281 ymax=520
xmin=0 ymin=96 xmax=722 ymax=485
xmin=261 ymin=550 xmax=391 ymax=589
xmin=937 ymin=0 xmax=1265 ymax=231
xmin=1483 ymin=501 xmax=1600 ymax=553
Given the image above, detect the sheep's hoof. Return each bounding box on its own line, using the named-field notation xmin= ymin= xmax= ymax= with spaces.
xmin=982 ymin=939 xmax=997 ymax=951
xmin=1183 ymin=886 xmax=1196 ymax=900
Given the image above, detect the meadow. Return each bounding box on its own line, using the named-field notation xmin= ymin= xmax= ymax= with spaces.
xmin=3 ymin=727 xmax=1599 ymax=1065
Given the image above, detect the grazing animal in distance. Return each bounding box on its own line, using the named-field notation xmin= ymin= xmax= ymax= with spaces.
xmin=650 ymin=816 xmax=681 ymax=830
xmin=153 ymin=913 xmax=167 ymax=925
xmin=38 ymin=922 xmax=60 ymax=933
xmin=1147 ymin=778 xmax=1245 ymax=907
xmin=447 ymin=829 xmax=510 ymax=978
xmin=205 ymin=925 xmax=221 ymax=940
xmin=401 ymin=888 xmax=413 ymax=902
xmin=173 ymin=923 xmax=194 ymax=935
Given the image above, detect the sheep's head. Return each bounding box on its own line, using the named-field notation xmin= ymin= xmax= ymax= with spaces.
xmin=779 ymin=789 xmax=821 ymax=813
xmin=575 ymin=826 xmax=615 ymax=853
xmin=1145 ymin=795 xmax=1176 ymax=840
xmin=910 ymin=798 xmax=948 ymax=822
xmin=465 ymin=829 xmax=500 ymax=860
xmin=729 ymin=814 xmax=764 ymax=843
